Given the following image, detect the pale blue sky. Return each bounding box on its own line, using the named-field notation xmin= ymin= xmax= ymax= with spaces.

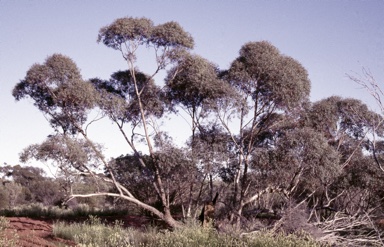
xmin=1 ymin=0 xmax=383 ymax=169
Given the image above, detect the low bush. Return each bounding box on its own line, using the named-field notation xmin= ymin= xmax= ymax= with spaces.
xmin=0 ymin=203 xmax=129 ymax=220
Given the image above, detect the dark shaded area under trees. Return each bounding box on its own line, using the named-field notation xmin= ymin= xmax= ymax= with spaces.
xmin=6 ymin=16 xmax=384 ymax=245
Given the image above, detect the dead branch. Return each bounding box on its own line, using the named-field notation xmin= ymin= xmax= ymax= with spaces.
xmin=314 ymin=212 xmax=383 ymax=246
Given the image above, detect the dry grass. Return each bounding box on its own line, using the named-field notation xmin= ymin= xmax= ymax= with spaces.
xmin=0 ymin=217 xmax=19 ymax=247
xmin=53 ymin=216 xmax=323 ymax=247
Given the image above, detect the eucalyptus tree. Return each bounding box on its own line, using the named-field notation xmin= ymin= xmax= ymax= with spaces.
xmin=13 ymin=17 xmax=195 ymax=228
xmin=109 ymin=147 xmax=197 ymax=216
xmin=164 ymin=53 xmax=230 ymax=135
xmin=95 ymin=17 xmax=196 ymax=226
xmin=191 ymin=125 xmax=233 ymax=201
xmin=347 ymin=70 xmax=384 ymax=175
xmin=304 ymin=96 xmax=382 ymax=175
xmin=12 ymin=54 xmax=98 ymax=135
xmin=269 ymin=128 xmax=340 ymax=203
xmin=164 ymin=53 xmax=232 ymax=216
xmin=215 ymin=41 xmax=311 ymax=223
xmin=0 ymin=165 xmax=63 ymax=206
xmin=304 ymin=96 xmax=384 ymax=215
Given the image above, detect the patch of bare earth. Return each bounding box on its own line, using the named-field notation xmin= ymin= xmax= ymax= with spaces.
xmin=3 ymin=215 xmax=159 ymax=246
xmin=5 ymin=217 xmax=76 ymax=247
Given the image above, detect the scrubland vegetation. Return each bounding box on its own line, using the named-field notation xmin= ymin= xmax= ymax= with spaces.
xmin=52 ymin=216 xmax=322 ymax=247
xmin=0 ymin=203 xmax=382 ymax=246
xmin=2 ymin=16 xmax=384 ymax=246
xmin=0 ymin=206 xmax=323 ymax=246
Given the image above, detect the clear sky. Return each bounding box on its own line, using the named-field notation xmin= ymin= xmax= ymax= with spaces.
xmin=1 ymin=0 xmax=383 ymax=170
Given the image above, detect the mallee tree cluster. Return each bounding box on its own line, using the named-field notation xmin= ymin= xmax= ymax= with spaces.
xmin=11 ymin=16 xmax=384 ymax=234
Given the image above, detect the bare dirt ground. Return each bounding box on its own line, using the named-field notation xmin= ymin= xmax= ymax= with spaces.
xmin=3 ymin=216 xmax=153 ymax=247
xmin=4 ymin=217 xmax=76 ymax=247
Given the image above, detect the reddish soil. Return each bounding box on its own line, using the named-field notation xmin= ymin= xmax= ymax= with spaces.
xmin=4 ymin=217 xmax=76 ymax=247
xmin=3 ymin=215 xmax=156 ymax=247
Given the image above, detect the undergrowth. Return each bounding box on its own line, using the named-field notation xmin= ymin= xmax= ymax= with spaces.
xmin=0 ymin=203 xmax=129 ymax=220
xmin=53 ymin=215 xmax=131 ymax=247
xmin=53 ymin=216 xmax=323 ymax=247
xmin=0 ymin=216 xmax=19 ymax=247
xmin=1 ymin=204 xmax=324 ymax=246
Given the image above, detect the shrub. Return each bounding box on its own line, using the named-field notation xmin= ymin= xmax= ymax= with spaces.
xmin=53 ymin=215 xmax=132 ymax=247
xmin=0 ymin=203 xmax=129 ymax=220
xmin=0 ymin=216 xmax=19 ymax=247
